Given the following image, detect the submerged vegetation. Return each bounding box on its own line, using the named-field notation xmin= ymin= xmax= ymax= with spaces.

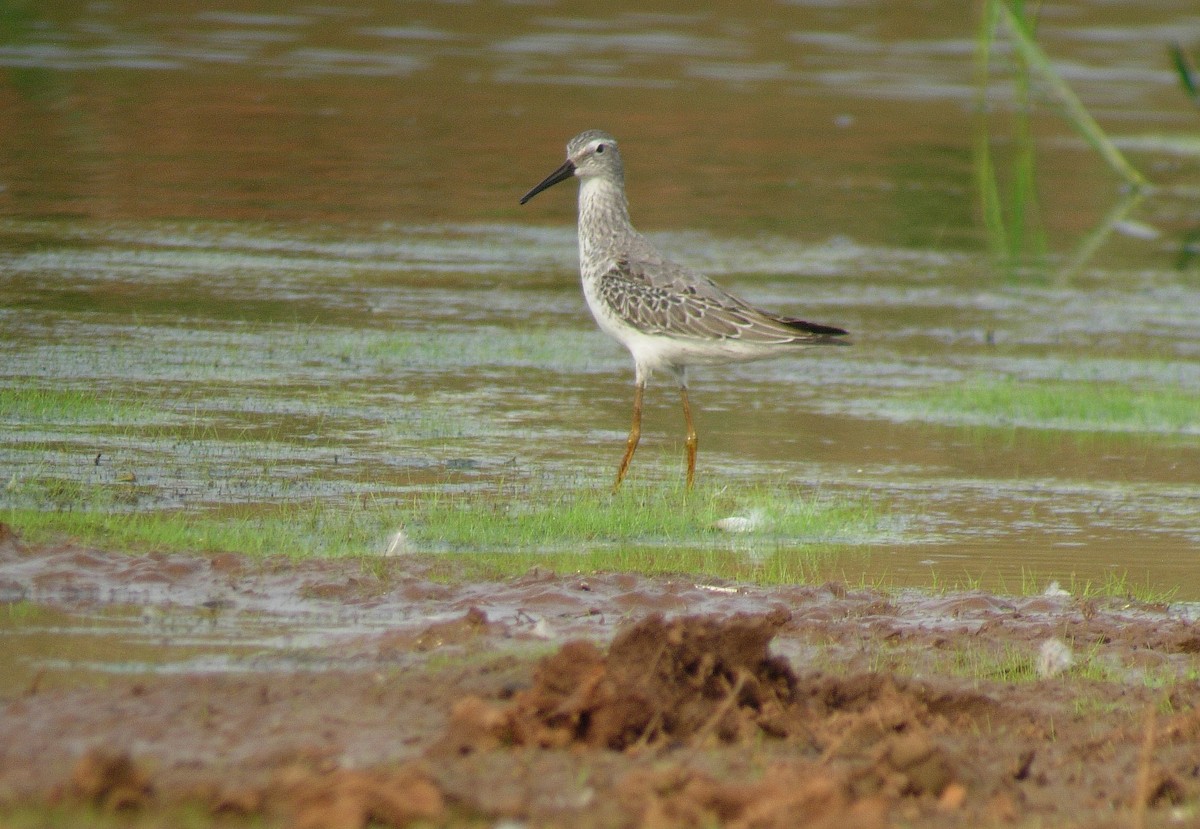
xmin=923 ymin=567 xmax=1178 ymax=605
xmin=8 ymin=480 xmax=869 ymax=556
xmin=4 ymin=476 xmax=1178 ymax=600
xmin=3 ymin=479 xmax=883 ymax=585
xmin=0 ymin=387 xmax=158 ymax=426
xmin=403 ymin=479 xmax=878 ymax=550
xmin=913 ymin=377 xmax=1200 ymax=434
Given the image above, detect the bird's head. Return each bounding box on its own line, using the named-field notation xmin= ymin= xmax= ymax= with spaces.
xmin=520 ymin=130 xmax=623 ymax=204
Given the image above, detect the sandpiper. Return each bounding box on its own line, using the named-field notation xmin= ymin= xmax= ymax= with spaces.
xmin=521 ymin=129 xmax=849 ymax=491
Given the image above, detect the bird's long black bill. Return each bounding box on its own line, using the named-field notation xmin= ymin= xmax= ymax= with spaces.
xmin=520 ymin=159 xmax=576 ymax=204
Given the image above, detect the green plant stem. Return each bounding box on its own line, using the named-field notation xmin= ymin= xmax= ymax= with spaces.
xmin=993 ymin=0 xmax=1147 ymax=188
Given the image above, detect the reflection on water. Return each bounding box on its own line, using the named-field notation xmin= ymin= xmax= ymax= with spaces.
xmin=1 ymin=1 xmax=1199 ymax=596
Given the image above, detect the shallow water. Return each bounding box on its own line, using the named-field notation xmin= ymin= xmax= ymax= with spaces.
xmin=2 ymin=1 xmax=1200 ymax=604
xmin=3 ymin=542 xmax=1196 ymax=693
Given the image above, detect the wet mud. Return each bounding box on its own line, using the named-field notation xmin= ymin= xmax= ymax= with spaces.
xmin=2 ymin=525 xmax=1199 ymax=827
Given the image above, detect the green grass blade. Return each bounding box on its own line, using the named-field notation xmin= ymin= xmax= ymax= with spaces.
xmin=974 ymin=0 xmax=1011 ymax=262
xmin=975 ymin=136 xmax=1009 ymax=261
xmin=1010 ymin=84 xmax=1048 ymax=268
xmin=994 ymin=0 xmax=1147 ymax=188
xmin=1169 ymin=42 xmax=1200 ymax=106
xmin=1057 ymin=187 xmax=1145 ymax=282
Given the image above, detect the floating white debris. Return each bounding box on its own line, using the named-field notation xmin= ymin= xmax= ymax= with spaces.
xmin=1112 ymin=219 xmax=1161 ymax=240
xmin=494 ymin=819 xmax=531 ymax=829
xmin=530 ymin=617 xmax=555 ymax=640
xmin=1043 ymin=581 xmax=1071 ymax=598
xmin=1037 ymin=638 xmax=1074 ymax=679
xmin=695 ymin=583 xmax=740 ymax=594
xmin=713 ymin=508 xmax=766 ymax=533
xmin=714 ymin=516 xmax=755 ymax=532
xmin=383 ymin=527 xmax=413 ymax=556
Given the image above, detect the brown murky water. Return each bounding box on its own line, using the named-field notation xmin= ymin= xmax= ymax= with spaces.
xmin=2 ymin=2 xmax=1200 ymax=778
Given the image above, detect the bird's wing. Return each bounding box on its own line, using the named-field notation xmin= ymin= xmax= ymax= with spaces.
xmin=597 ymin=256 xmax=846 ymax=345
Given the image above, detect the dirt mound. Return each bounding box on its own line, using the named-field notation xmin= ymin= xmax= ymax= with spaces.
xmin=435 ymin=610 xmax=799 ymax=753
xmin=435 ymin=611 xmax=987 ymax=770
xmin=427 ymin=612 xmax=987 ymax=827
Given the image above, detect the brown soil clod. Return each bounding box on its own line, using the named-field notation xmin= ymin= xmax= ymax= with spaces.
xmin=617 ymin=762 xmax=890 ymax=829
xmin=433 ymin=610 xmax=799 ymax=755
xmin=68 ymin=748 xmax=154 ymax=812
xmin=414 ymin=606 xmax=495 ymax=651
xmin=271 ymin=762 xmax=444 ymax=829
xmin=878 ymin=730 xmax=955 ymax=797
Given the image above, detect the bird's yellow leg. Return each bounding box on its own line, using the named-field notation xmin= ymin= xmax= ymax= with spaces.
xmin=613 ymin=381 xmax=644 ymax=492
xmin=680 ymin=386 xmax=698 ymax=490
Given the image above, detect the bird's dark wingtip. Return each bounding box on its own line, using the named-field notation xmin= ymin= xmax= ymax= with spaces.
xmin=780 ymin=317 xmax=851 ymax=338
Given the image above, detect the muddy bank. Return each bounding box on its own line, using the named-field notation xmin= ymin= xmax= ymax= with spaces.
xmin=2 ymin=527 xmax=1199 ymax=827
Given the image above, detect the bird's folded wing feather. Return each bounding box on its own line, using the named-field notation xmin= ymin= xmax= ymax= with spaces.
xmin=597 ymin=257 xmax=842 ymax=344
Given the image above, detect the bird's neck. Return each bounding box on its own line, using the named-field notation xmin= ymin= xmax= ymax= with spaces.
xmin=577 ymin=176 xmax=635 ymax=264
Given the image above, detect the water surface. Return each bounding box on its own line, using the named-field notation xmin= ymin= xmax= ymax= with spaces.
xmin=2 ymin=0 xmax=1198 ymax=598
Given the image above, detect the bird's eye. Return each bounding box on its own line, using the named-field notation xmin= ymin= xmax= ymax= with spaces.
xmin=595 ymin=143 xmax=606 ymax=154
